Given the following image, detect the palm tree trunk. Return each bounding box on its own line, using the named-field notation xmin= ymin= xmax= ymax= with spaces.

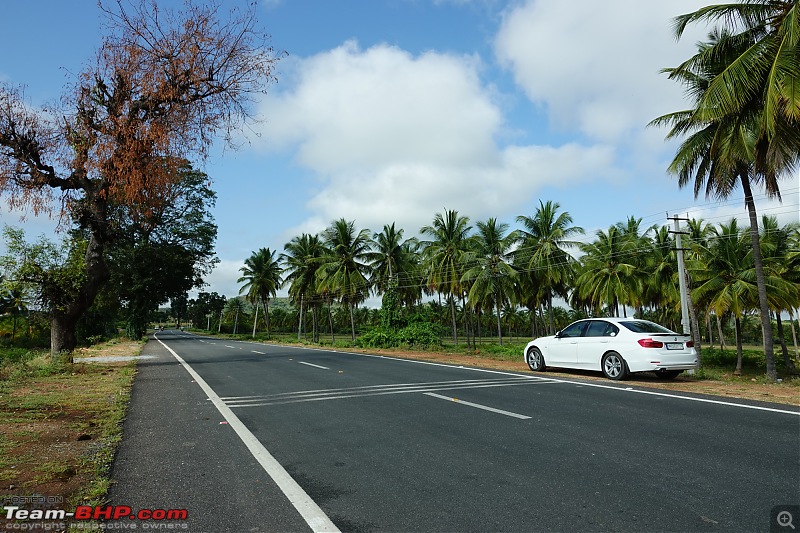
xmin=349 ymin=302 xmax=356 ymax=342
xmin=717 ymin=313 xmax=726 ymax=349
xmin=251 ymin=299 xmax=259 ymax=338
xmin=263 ymin=298 xmax=272 ymax=339
xmin=449 ymin=295 xmax=458 ymax=346
xmin=328 ymin=300 xmax=335 ymax=343
xmin=790 ymin=308 xmax=799 ymax=365
xmin=495 ymin=300 xmax=503 ymax=346
xmin=740 ymin=173 xmax=777 ymax=380
xmin=297 ymin=293 xmax=304 ymax=341
xmin=707 ymin=313 xmax=714 ymax=350
xmin=775 ymin=312 xmax=795 ymax=372
xmin=734 ymin=315 xmax=743 ymax=376
xmin=546 ymin=292 xmax=554 ymax=335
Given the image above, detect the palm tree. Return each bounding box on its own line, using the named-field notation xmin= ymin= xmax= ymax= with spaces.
xmin=224 ymin=297 xmax=246 ymax=335
xmin=317 ymin=219 xmax=372 ymax=342
xmin=574 ymin=225 xmax=638 ymax=317
xmin=368 ymin=222 xmax=418 ymax=298
xmin=420 ymin=210 xmax=473 ymax=345
xmin=515 ymin=200 xmax=584 ymax=334
xmin=281 ymin=234 xmax=324 ymax=342
xmin=690 ymin=219 xmax=758 ymax=374
xmin=238 ymin=247 xmax=282 ymax=338
xmin=462 ymin=218 xmax=519 ymax=345
xmin=651 ymin=24 xmax=792 ymax=380
xmin=670 ymin=1 xmax=800 ymax=166
xmin=759 ymin=215 xmax=800 ymax=371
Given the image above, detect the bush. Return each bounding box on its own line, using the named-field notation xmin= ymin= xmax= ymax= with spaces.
xmin=397 ymin=322 xmax=442 ymax=349
xmin=355 ymin=328 xmax=396 ymax=349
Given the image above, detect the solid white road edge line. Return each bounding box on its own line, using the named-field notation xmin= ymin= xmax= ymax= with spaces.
xmin=423 ymin=392 xmax=532 ymax=419
xmin=156 ymin=338 xmax=340 ymax=533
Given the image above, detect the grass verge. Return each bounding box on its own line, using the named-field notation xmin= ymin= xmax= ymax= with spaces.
xmin=0 ymin=339 xmax=141 ymax=510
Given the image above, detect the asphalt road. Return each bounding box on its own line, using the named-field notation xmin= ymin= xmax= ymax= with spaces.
xmin=107 ymin=330 xmax=800 ymax=533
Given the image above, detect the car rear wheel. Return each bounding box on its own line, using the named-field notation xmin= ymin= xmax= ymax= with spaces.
xmin=654 ymin=369 xmax=681 ymax=380
xmin=526 ymin=347 xmax=546 ymax=372
xmin=602 ymin=352 xmax=628 ymax=380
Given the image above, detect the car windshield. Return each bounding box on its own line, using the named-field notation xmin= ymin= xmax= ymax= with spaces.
xmin=619 ymin=320 xmax=674 ymax=334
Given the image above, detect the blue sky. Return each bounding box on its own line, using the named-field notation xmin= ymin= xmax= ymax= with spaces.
xmin=1 ymin=0 xmax=798 ymax=304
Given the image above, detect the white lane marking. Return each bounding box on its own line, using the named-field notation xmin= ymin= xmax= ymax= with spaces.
xmin=221 ymin=377 xmax=539 ymax=401
xmin=155 ymin=338 xmax=340 ymax=533
xmin=351 ymin=352 xmax=800 ymax=416
xmin=424 ymin=392 xmax=531 ymax=419
xmin=225 ymin=345 xmax=236 ymax=349
xmin=252 ymin=350 xmax=265 ymax=355
xmin=224 ymin=380 xmax=558 ymax=408
xmin=299 ymin=361 xmax=330 ymax=370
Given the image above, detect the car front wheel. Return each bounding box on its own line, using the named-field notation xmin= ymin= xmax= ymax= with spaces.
xmin=602 ymin=352 xmax=628 ymax=380
xmin=526 ymin=347 xmax=546 ymax=372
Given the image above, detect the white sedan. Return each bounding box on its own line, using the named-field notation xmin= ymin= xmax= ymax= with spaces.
xmin=523 ymin=317 xmax=698 ymax=380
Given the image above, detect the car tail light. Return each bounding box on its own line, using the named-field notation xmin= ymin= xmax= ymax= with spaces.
xmin=686 ymin=341 xmax=694 ymax=348
xmin=638 ymin=338 xmax=664 ymax=348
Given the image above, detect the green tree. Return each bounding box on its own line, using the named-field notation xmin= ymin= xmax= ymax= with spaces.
xmin=575 ymin=226 xmax=637 ymax=317
xmin=653 ymin=4 xmax=800 ymax=379
xmin=690 ymin=219 xmax=757 ymax=374
xmin=238 ymin=247 xmax=282 ymax=338
xmin=317 ymin=219 xmax=372 ymax=342
xmin=105 ymin=163 xmax=218 ymax=339
xmin=281 ymin=234 xmax=324 ymax=342
xmin=420 ymin=210 xmax=472 ymax=345
xmin=515 ymin=200 xmax=584 ymax=334
xmin=462 ymin=218 xmax=518 ymax=345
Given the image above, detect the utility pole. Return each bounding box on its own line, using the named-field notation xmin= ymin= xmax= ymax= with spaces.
xmin=669 ymin=214 xmax=691 ymax=336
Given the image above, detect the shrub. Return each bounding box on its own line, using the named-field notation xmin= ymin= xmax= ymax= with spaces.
xmin=397 ymin=322 xmax=442 ymax=349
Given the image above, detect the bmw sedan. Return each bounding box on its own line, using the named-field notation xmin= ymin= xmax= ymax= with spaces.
xmin=523 ymin=318 xmax=698 ymax=380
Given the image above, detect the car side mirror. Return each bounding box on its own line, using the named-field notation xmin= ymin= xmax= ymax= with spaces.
xmin=555 ymin=331 xmax=562 ymax=338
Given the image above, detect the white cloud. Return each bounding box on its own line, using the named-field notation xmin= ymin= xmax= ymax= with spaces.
xmin=254 ymin=39 xmax=617 ymax=237
xmin=493 ymin=0 xmax=711 ymax=143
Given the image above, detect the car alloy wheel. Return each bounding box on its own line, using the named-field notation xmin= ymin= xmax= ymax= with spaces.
xmin=602 ymin=352 xmax=627 ymax=380
xmin=526 ymin=347 xmax=545 ymax=372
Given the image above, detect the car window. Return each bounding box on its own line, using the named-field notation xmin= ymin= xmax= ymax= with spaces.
xmin=586 ymin=320 xmax=617 ymax=337
xmin=619 ymin=320 xmax=674 ymax=334
xmin=559 ymin=321 xmax=588 ymax=338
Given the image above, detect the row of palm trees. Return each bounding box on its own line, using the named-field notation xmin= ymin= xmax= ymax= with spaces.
xmin=649 ymin=0 xmax=799 ymax=381
xmin=236 ymin=205 xmax=799 ymax=363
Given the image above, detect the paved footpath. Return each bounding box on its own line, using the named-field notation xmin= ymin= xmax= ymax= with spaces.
xmin=106 ymin=335 xmax=313 ymax=533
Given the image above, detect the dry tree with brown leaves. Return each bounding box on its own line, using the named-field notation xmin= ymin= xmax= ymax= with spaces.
xmin=0 ymin=0 xmax=281 ymax=355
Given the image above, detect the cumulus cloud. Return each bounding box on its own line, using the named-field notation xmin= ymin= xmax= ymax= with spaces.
xmin=493 ymin=0 xmax=710 ymax=143
xmin=254 ymin=39 xmax=615 ymax=237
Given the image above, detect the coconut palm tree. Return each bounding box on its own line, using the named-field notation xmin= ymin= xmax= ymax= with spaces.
xmin=516 ymin=200 xmax=584 ymax=334
xmin=224 ymin=297 xmax=246 ymax=335
xmin=759 ymin=215 xmax=800 ymax=371
xmin=670 ymin=1 xmax=800 ymax=166
xmin=281 ymin=234 xmax=324 ymax=342
xmin=317 ymin=219 xmax=372 ymax=342
xmin=651 ymin=25 xmax=792 ymax=379
xmin=574 ymin=225 xmax=638 ymax=317
xmin=461 ymin=218 xmax=519 ymax=345
xmin=690 ymin=219 xmax=758 ymax=374
xmin=238 ymin=247 xmax=282 ymax=338
xmin=420 ymin=210 xmax=472 ymax=345
xmin=367 ymin=222 xmax=419 ymax=299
